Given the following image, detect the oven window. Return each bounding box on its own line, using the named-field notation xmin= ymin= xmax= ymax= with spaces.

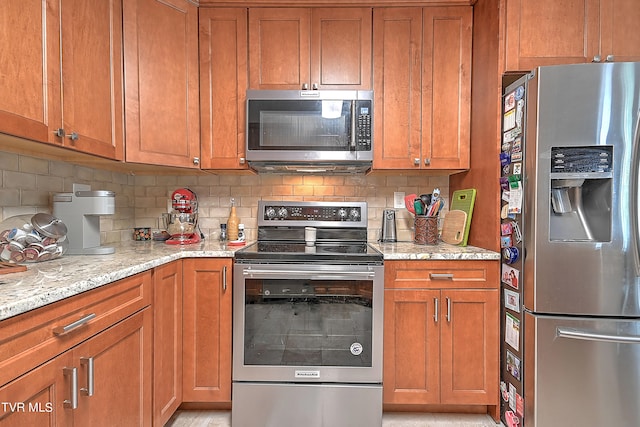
xmin=247 ymin=100 xmax=352 ymax=151
xmin=243 ymin=278 xmax=373 ymax=367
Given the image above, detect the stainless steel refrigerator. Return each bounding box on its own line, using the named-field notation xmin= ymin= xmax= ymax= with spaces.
xmin=499 ymin=62 xmax=640 ymax=427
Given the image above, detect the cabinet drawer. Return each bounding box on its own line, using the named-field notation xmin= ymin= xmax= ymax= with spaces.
xmin=384 ymin=260 xmax=499 ymax=290
xmin=0 ymin=271 xmax=152 ymax=387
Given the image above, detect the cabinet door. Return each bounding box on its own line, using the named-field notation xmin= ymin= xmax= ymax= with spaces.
xmin=0 ymin=352 xmax=74 ymax=426
xmin=199 ymin=8 xmax=249 ymax=170
xmin=59 ymin=0 xmax=124 ymax=160
xmin=421 ymin=7 xmax=471 ymax=170
xmin=383 ymin=289 xmax=440 ymax=404
xmin=249 ymin=8 xmax=311 ymax=90
xmin=600 ymin=0 xmax=640 ymax=62
xmin=73 ymin=309 xmax=152 ymax=427
xmin=310 ymin=8 xmax=372 ymax=90
xmin=502 ymin=0 xmax=600 ymax=71
xmin=372 ymin=8 xmax=422 ymax=169
xmin=182 ymin=258 xmax=233 ymax=403
xmin=440 ymin=289 xmax=499 ymax=405
xmin=123 ymin=0 xmax=200 ymax=168
xmin=0 ymin=0 xmax=61 ymax=144
xmin=153 ymin=261 xmax=183 ymax=426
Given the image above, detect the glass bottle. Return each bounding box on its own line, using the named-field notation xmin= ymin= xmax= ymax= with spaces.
xmin=227 ymin=198 xmax=239 ymax=241
xmin=219 ymin=223 xmax=227 ymax=242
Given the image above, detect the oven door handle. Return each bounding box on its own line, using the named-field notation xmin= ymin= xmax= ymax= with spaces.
xmin=242 ymin=268 xmax=376 ymax=281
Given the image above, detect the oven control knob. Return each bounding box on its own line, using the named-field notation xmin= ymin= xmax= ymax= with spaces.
xmin=349 ymin=208 xmax=360 ymax=221
xmin=265 ymin=207 xmax=277 ymax=219
xmin=338 ymin=208 xmax=348 ymax=219
xmin=277 ymin=207 xmax=288 ymax=219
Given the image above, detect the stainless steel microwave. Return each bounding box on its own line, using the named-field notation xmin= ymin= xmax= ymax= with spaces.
xmin=246 ymin=90 xmax=373 ymax=172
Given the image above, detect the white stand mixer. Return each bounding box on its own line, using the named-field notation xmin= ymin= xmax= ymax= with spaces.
xmin=53 ymin=183 xmax=115 ymax=255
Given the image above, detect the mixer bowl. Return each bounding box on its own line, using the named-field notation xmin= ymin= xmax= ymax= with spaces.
xmin=164 ymin=212 xmax=198 ymax=237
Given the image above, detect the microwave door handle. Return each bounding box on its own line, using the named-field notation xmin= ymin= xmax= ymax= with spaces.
xmin=350 ymin=100 xmax=356 ymax=150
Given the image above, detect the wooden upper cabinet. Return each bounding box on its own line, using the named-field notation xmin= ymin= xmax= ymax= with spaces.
xmin=373 ymin=7 xmax=471 ymax=170
xmin=502 ymin=0 xmax=640 ymax=72
xmin=199 ymin=8 xmax=249 ymax=170
xmin=0 ymin=0 xmax=123 ymax=160
xmin=249 ymin=8 xmax=372 ymax=90
xmin=60 ymin=0 xmax=124 ymax=160
xmin=123 ymin=0 xmax=200 ymax=168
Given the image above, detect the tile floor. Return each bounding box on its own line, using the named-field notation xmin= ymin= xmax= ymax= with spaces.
xmin=165 ymin=410 xmax=502 ymax=427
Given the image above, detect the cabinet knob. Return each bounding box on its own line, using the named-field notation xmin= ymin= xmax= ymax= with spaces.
xmin=414 ymin=158 xmax=420 ymax=166
xmin=239 ymin=157 xmax=246 ymax=165
xmin=605 ymin=55 xmax=615 ymax=62
xmin=54 ymin=128 xmax=65 ymax=138
xmin=312 ymin=83 xmax=318 ymax=90
xmin=592 ymin=55 xmax=602 ymax=63
xmin=302 ymin=83 xmax=309 ymax=90
xmin=192 ymin=157 xmax=200 ymax=165
xmin=424 ymin=158 xmax=431 ymax=166
xmin=66 ymin=132 xmax=79 ymax=142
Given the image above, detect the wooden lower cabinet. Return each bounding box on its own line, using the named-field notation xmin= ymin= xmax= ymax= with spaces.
xmin=182 ymin=258 xmax=233 ymax=403
xmin=0 ymin=309 xmax=152 ymax=426
xmin=153 ymin=260 xmax=183 ymax=426
xmin=383 ymin=260 xmax=499 ymax=408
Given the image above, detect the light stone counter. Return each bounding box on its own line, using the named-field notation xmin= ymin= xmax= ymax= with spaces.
xmin=0 ymin=239 xmax=499 ymax=321
xmin=0 ymin=240 xmax=245 ymax=321
xmin=371 ymin=241 xmax=500 ymax=261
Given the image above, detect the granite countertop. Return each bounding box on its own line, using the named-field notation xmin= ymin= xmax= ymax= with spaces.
xmin=0 ymin=240 xmax=499 ymax=321
xmin=370 ymin=241 xmax=501 ymax=260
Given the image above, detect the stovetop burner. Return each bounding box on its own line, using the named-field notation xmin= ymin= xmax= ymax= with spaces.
xmin=235 ymin=200 xmax=382 ymax=264
xmin=235 ymin=241 xmax=382 ymax=264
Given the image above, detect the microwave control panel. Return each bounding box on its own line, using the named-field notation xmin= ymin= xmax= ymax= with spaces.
xmin=356 ymin=100 xmax=372 ymax=151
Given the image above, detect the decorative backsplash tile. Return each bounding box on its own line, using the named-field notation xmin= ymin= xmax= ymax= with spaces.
xmin=0 ymin=151 xmax=449 ymax=243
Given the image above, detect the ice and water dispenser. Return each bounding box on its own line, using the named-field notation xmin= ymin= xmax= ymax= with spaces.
xmin=549 ymin=146 xmax=612 ymax=242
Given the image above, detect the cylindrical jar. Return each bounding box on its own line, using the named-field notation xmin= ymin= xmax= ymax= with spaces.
xmin=227 ymin=199 xmax=239 ymax=241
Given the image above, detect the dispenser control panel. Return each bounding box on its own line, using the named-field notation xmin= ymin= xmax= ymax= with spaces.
xmin=551 ymin=146 xmax=613 ymax=173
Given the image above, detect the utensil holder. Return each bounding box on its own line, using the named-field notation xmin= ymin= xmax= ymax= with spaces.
xmin=415 ymin=215 xmax=438 ymax=245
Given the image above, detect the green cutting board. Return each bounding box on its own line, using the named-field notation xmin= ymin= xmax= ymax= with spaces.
xmin=449 ymin=189 xmax=476 ymax=246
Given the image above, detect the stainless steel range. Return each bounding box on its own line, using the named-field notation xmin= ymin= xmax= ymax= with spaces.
xmin=232 ymin=201 xmax=384 ymax=427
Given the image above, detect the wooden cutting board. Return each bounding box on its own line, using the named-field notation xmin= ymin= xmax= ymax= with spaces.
xmin=441 ymin=210 xmax=467 ymax=245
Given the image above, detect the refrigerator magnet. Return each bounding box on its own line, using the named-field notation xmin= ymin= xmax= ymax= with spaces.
xmin=516 ymin=393 xmax=524 ymax=417
xmin=512 ymin=163 xmax=522 ymax=175
xmin=511 ymin=151 xmax=523 ymax=162
xmin=505 ymin=410 xmax=520 ymax=427
xmin=506 ymin=350 xmax=521 ymax=381
xmin=514 ymin=85 xmax=524 ymax=100
xmin=500 ymin=151 xmax=511 ymax=166
xmin=504 ymin=289 xmax=520 ymax=312
xmin=504 ymin=109 xmax=516 ymax=131
xmin=500 ymin=381 xmax=509 ymax=402
xmin=501 ymin=222 xmax=514 ymax=235
xmin=501 ymin=235 xmax=513 ymax=248
xmin=502 ymin=264 xmax=520 ymax=289
xmin=504 ymin=91 xmax=516 ymax=111
xmin=505 ymin=312 xmax=520 ymax=351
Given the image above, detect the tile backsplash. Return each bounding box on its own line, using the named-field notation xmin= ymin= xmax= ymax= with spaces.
xmin=1 ymin=151 xmax=449 ymax=243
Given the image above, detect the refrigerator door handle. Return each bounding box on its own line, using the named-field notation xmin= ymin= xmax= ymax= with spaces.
xmin=631 ymin=112 xmax=640 ymax=276
xmin=557 ymin=326 xmax=640 ymax=344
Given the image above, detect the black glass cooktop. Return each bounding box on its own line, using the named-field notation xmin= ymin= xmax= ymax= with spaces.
xmin=235 ymin=241 xmax=383 ymax=264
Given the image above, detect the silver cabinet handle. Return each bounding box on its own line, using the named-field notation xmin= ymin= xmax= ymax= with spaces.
xmin=312 ymin=83 xmax=318 ymax=90
xmin=63 ymin=367 xmax=78 ymax=409
xmin=605 ymin=54 xmax=614 ymax=62
xmin=66 ymin=132 xmax=79 ymax=141
xmin=302 ymin=83 xmax=309 ymax=90
xmin=222 ymin=265 xmax=227 ymax=292
xmin=429 ymin=273 xmax=454 ymax=280
xmin=54 ymin=128 xmax=65 ymax=138
xmin=193 ymin=157 xmax=200 ymax=165
xmin=80 ymin=357 xmax=94 ymax=396
xmin=446 ymin=297 xmax=451 ymax=322
xmin=53 ymin=313 xmax=96 ymax=336
xmin=424 ymin=158 xmax=431 ymax=166
xmin=239 ymin=157 xmax=246 ymax=165
xmin=434 ymin=297 xmax=439 ymax=323
xmin=414 ymin=158 xmax=420 ymax=166
xmin=592 ymin=55 xmax=602 ymax=63
xmin=557 ymin=327 xmax=640 ymax=344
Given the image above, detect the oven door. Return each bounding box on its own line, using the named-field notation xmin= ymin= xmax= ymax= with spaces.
xmin=233 ymin=263 xmax=383 ymax=383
